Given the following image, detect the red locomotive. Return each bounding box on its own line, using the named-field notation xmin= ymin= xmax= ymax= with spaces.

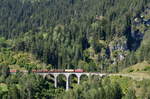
xmin=10 ymin=70 xmax=16 ymax=73
xmin=74 ymin=69 xmax=84 ymax=72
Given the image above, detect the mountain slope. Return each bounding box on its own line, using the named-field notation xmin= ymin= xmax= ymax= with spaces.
xmin=0 ymin=0 xmax=150 ymax=72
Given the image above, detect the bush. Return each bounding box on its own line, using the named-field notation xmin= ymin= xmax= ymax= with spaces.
xmin=136 ymin=69 xmax=140 ymax=71
xmin=143 ymin=67 xmax=150 ymax=71
xmin=127 ymin=69 xmax=134 ymax=73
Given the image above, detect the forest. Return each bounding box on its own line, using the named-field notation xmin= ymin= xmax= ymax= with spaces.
xmin=0 ymin=0 xmax=150 ymax=98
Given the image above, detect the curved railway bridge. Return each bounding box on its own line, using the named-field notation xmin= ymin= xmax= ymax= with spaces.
xmin=11 ymin=71 xmax=147 ymax=90
xmin=37 ymin=72 xmax=106 ymax=90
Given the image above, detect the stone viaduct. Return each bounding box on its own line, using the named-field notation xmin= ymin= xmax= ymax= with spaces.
xmin=37 ymin=72 xmax=106 ymax=90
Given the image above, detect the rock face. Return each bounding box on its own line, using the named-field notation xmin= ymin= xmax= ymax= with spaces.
xmin=130 ymin=30 xmax=144 ymax=50
xmin=144 ymin=19 xmax=150 ymax=26
xmin=130 ymin=7 xmax=150 ymax=50
xmin=109 ymin=37 xmax=128 ymax=53
xmin=108 ymin=37 xmax=128 ymax=63
xmin=86 ymin=7 xmax=150 ymax=66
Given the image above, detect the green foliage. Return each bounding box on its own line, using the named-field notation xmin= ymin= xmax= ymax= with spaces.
xmin=60 ymin=77 xmax=123 ymax=99
xmin=123 ymin=89 xmax=136 ymax=99
xmin=0 ymin=64 xmax=10 ymax=78
xmin=0 ymin=47 xmax=47 ymax=70
xmin=0 ymin=73 xmax=64 ymax=99
xmin=0 ymin=0 xmax=149 ymax=71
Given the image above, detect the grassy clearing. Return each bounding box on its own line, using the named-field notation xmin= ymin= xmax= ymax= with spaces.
xmin=121 ymin=61 xmax=150 ymax=73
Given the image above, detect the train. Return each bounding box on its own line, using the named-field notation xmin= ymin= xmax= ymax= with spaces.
xmin=9 ymin=69 xmax=84 ymax=73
